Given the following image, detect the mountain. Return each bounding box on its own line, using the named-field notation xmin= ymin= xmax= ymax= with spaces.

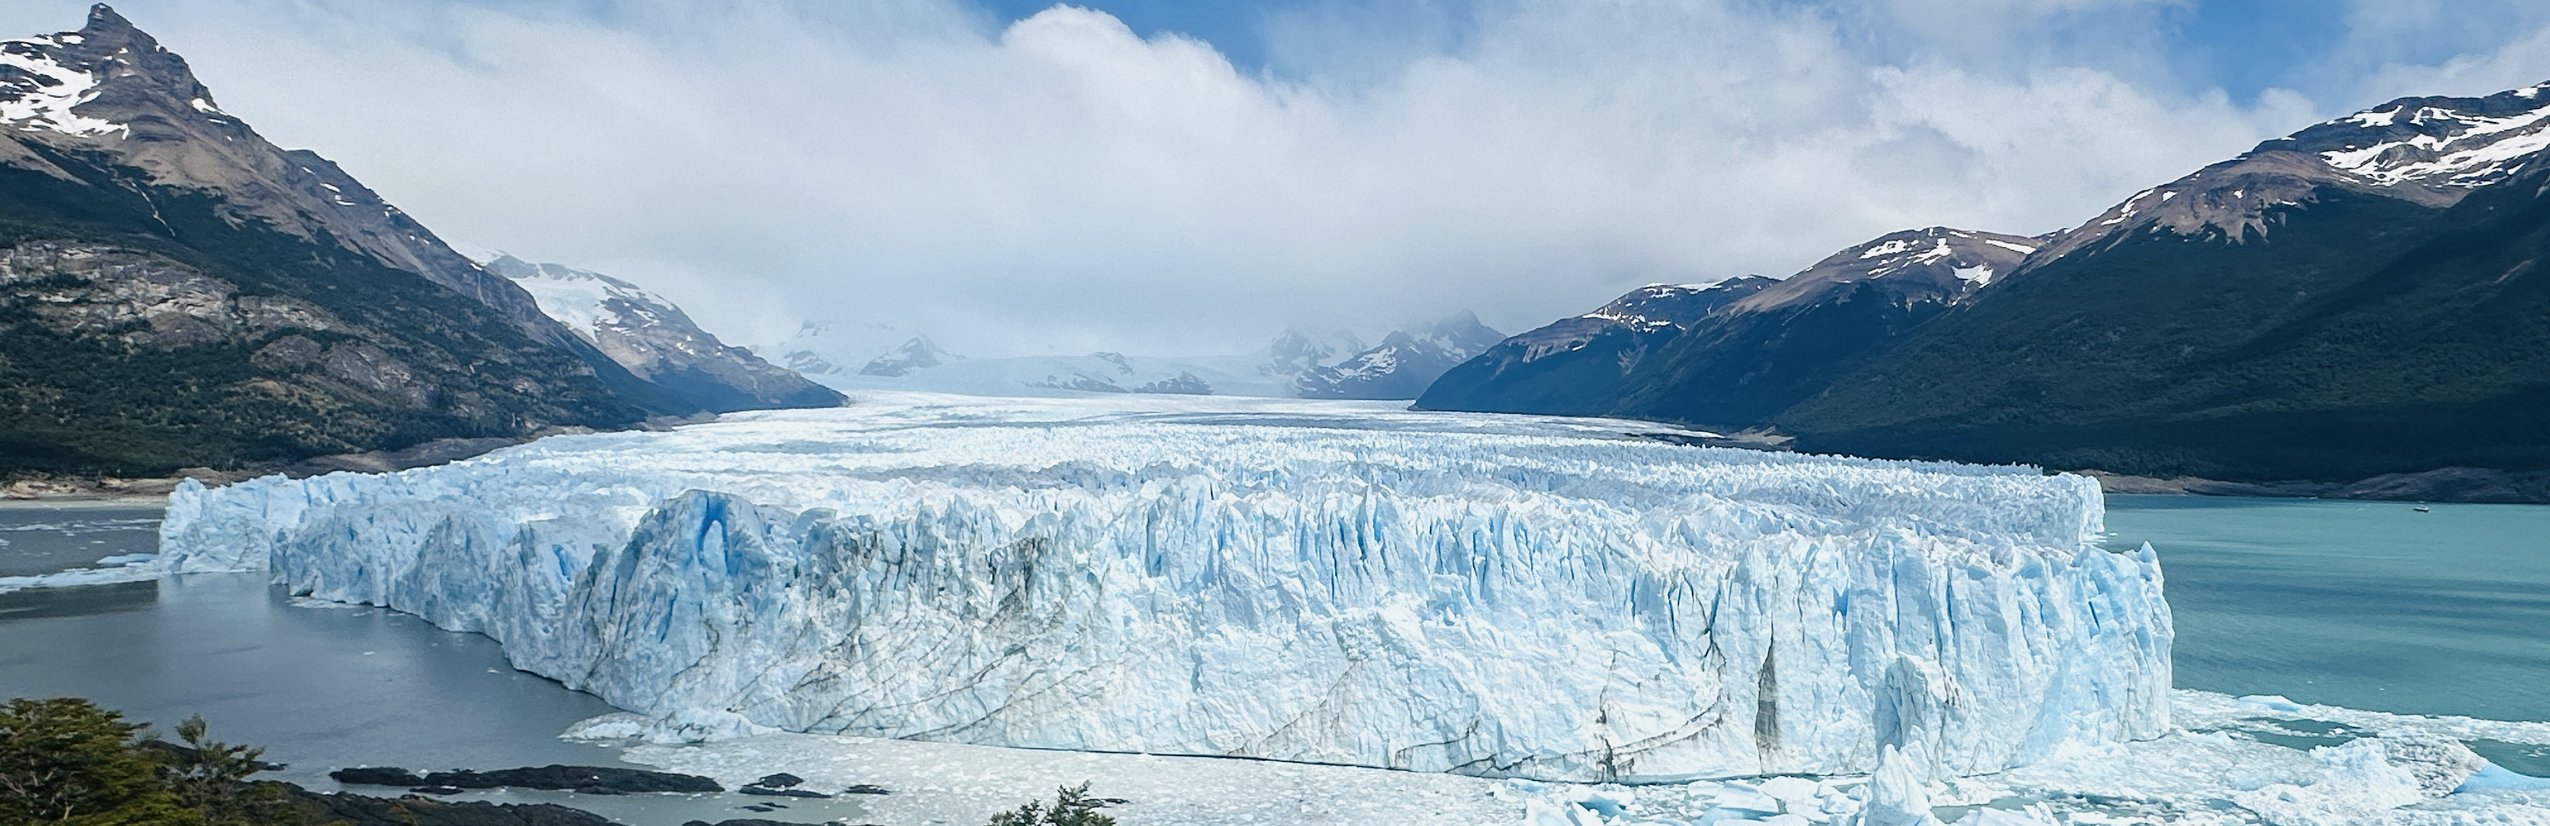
xmin=1413 ymin=278 xmax=1774 ymax=416
xmin=0 ymin=6 xmax=680 ymax=476
xmin=1295 ymin=311 xmax=1505 ymax=400
xmin=1607 ymin=227 xmax=2042 ymax=427
xmin=1418 ymin=226 xmax=2038 ymax=422
xmin=856 ymin=336 xmax=956 ymax=377
xmin=758 ymin=320 xmax=959 ymax=383
xmin=1775 ymin=81 xmax=2550 ymax=484
xmin=483 ymin=256 xmax=841 ymax=412
xmin=1257 ymin=325 xmax=1365 ymax=384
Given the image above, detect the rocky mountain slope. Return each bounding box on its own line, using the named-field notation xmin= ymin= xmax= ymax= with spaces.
xmin=1782 ymin=81 xmax=2550 ymax=484
xmin=1608 ymin=227 xmax=2042 ymax=427
xmin=1431 ymin=78 xmax=2550 ymax=490
xmin=0 ymin=5 xmax=684 ymax=476
xmin=484 ymin=256 xmax=841 ymax=412
xmin=1419 ymin=227 xmax=2036 ymax=423
xmin=1413 ymin=279 xmax=1773 ymax=415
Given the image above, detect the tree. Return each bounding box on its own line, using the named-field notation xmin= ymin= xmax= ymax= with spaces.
xmin=0 ymin=697 xmax=194 ymax=825
xmin=0 ymin=698 xmax=328 ymax=826
xmin=157 ymin=716 xmax=304 ymax=826
xmin=987 ymin=782 xmax=1116 ymax=826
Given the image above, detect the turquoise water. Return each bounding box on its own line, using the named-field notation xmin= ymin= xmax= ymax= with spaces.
xmin=2104 ymin=494 xmax=2550 ymax=724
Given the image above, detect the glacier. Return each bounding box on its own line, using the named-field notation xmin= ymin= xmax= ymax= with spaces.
xmin=158 ymin=392 xmax=2171 ymax=783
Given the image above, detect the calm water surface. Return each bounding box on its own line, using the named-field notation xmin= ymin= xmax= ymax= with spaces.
xmin=2105 ymin=494 xmax=2550 ymax=723
xmin=0 ymin=500 xmax=160 ymax=577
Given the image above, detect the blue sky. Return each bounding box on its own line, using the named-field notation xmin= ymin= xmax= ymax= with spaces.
xmin=8 ymin=0 xmax=2550 ymax=353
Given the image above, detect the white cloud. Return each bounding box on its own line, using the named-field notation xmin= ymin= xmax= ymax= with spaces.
xmin=1 ymin=0 xmax=2544 ymax=355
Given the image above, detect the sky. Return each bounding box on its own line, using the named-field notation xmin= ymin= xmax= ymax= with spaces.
xmin=8 ymin=0 xmax=2550 ymax=357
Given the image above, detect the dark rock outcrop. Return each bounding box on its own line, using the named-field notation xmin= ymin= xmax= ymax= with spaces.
xmin=285 ymin=785 xmax=621 ymax=826
xmin=332 ymin=764 xmax=722 ymax=794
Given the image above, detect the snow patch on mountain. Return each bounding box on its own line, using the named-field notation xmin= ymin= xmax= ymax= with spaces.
xmin=2313 ymin=86 xmax=2550 ymax=189
xmin=485 ymin=255 xmax=842 ymax=412
xmin=2037 ymin=79 xmax=2550 ymax=261
xmin=0 ymin=35 xmax=126 ymax=137
xmin=493 ymin=257 xmax=670 ymax=340
xmin=1730 ymin=227 xmax=2039 ymax=315
xmin=1579 ymin=284 xmax=1751 ymax=331
xmin=1981 ymin=238 xmax=2039 ymax=256
xmin=161 ymin=392 xmax=2171 ymax=784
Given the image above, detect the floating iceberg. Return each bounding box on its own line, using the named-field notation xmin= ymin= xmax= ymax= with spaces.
xmin=160 ymin=392 xmax=2171 ymax=782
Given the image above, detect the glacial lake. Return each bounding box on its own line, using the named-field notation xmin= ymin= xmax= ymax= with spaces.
xmin=1 ymin=493 xmax=2546 ymax=819
xmin=2103 ymin=494 xmax=2550 ymax=726
xmin=0 ymin=502 xmax=875 ymax=826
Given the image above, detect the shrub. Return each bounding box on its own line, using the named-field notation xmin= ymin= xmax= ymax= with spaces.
xmin=986 ymin=782 xmax=1116 ymax=826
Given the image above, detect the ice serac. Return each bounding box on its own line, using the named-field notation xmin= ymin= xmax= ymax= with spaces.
xmin=160 ymin=394 xmax=2171 ymax=783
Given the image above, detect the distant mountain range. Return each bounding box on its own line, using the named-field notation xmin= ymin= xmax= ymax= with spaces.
xmin=0 ymin=6 xmax=825 ymax=477
xmin=1295 ymin=312 xmax=1505 ymax=400
xmin=1424 ymin=80 xmax=2550 ymax=496
xmin=762 ymin=314 xmax=1501 ymax=400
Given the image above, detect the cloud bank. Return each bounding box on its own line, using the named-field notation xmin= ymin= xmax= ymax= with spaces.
xmin=6 ymin=0 xmax=2550 ymax=355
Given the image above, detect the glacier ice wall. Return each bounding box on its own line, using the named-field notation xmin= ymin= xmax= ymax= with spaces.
xmin=160 ymin=393 xmax=2171 ymax=783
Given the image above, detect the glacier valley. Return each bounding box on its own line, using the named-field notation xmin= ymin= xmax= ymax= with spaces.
xmin=158 ymin=391 xmax=2169 ymax=786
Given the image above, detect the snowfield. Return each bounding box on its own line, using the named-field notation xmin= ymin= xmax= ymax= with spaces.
xmin=573 ymin=689 xmax=2550 ymax=825
xmin=159 ymin=392 xmax=2171 ymax=784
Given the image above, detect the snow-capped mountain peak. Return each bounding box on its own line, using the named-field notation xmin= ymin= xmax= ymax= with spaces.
xmin=0 ymin=34 xmax=125 ymax=138
xmin=2290 ymin=81 xmax=2550 ymax=190
xmin=2 ymin=5 xmax=587 ymax=359
xmin=1732 ymin=226 xmax=2039 ymax=313
xmin=1295 ymin=311 xmax=1504 ymax=400
xmin=1258 ymin=325 xmax=1366 ymax=378
xmin=1579 ymin=281 xmax=1769 ymax=330
xmin=2037 ymin=79 xmax=2550 ymax=262
xmin=0 ymin=5 xmax=232 ymax=143
xmin=484 ymin=255 xmax=842 ymax=412
xmin=857 ymin=336 xmax=956 ymax=377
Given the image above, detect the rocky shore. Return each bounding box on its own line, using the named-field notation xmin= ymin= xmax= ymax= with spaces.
xmin=318 ymin=763 xmax=891 ymax=826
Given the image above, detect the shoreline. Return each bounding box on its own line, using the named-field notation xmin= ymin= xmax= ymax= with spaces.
xmin=2088 ymin=466 xmax=2550 ymax=505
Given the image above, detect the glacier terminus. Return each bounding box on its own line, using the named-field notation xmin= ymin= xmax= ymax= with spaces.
xmin=157 ymin=392 xmax=2171 ymax=784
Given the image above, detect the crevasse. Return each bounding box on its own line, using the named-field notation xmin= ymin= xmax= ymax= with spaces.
xmin=158 ymin=393 xmax=2172 ymax=783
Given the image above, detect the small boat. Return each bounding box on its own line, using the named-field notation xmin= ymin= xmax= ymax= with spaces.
xmin=2414 ymin=506 xmax=2432 ymax=513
